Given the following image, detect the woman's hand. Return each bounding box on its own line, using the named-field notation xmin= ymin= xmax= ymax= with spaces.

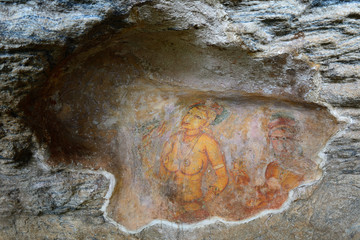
xmin=204 ymin=185 xmax=220 ymax=202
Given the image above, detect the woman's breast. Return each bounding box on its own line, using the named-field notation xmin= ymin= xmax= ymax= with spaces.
xmin=163 ymin=156 xmax=179 ymax=172
xmin=180 ymin=150 xmax=206 ymax=175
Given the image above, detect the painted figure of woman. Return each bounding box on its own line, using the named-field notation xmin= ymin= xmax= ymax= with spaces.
xmin=159 ymin=101 xmax=229 ymax=222
xmin=247 ymin=113 xmax=315 ymax=210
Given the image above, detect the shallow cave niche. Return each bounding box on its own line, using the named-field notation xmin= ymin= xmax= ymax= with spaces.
xmin=24 ymin=28 xmax=338 ymax=230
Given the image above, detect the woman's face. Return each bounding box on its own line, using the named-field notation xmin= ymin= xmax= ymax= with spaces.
xmin=181 ymin=107 xmax=209 ymax=131
xmin=269 ymin=128 xmax=296 ymax=156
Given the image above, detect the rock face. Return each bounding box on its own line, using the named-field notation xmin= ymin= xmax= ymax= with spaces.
xmin=0 ymin=0 xmax=359 ymax=239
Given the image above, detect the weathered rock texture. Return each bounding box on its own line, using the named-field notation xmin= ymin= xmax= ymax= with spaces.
xmin=0 ymin=0 xmax=359 ymax=239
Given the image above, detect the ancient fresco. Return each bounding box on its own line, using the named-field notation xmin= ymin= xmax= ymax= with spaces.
xmin=101 ymin=87 xmax=336 ymax=230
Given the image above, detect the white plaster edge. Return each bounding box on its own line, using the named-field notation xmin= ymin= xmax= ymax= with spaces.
xmin=95 ymin=104 xmax=350 ymax=234
xmin=91 ymin=169 xmax=320 ymax=234
xmin=317 ymin=102 xmax=353 ymax=170
xmin=75 ymin=102 xmax=350 ymax=234
xmin=95 ymin=105 xmax=351 ymax=234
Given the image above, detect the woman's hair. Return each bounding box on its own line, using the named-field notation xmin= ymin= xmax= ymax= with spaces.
xmin=268 ymin=112 xmax=297 ymax=138
xmin=189 ymin=100 xmax=228 ymax=125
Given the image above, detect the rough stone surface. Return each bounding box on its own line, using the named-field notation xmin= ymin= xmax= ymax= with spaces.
xmin=0 ymin=0 xmax=359 ymax=239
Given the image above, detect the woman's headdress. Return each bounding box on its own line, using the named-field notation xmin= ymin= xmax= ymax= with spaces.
xmin=189 ymin=100 xmax=229 ymax=125
xmin=268 ymin=112 xmax=297 ymax=137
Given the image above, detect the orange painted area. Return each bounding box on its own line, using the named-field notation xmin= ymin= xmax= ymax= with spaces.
xmin=159 ymin=105 xmax=229 ymax=220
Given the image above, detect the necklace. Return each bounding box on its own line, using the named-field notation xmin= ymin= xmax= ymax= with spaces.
xmin=177 ymin=132 xmax=203 ymax=167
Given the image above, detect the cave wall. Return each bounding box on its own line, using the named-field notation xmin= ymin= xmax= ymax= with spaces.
xmin=0 ymin=0 xmax=359 ymax=239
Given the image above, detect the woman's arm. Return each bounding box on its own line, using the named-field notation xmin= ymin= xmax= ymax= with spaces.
xmin=203 ymin=135 xmax=229 ymax=201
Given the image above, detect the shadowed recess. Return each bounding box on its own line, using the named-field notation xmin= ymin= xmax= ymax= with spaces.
xmin=22 ymin=27 xmax=338 ymax=230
